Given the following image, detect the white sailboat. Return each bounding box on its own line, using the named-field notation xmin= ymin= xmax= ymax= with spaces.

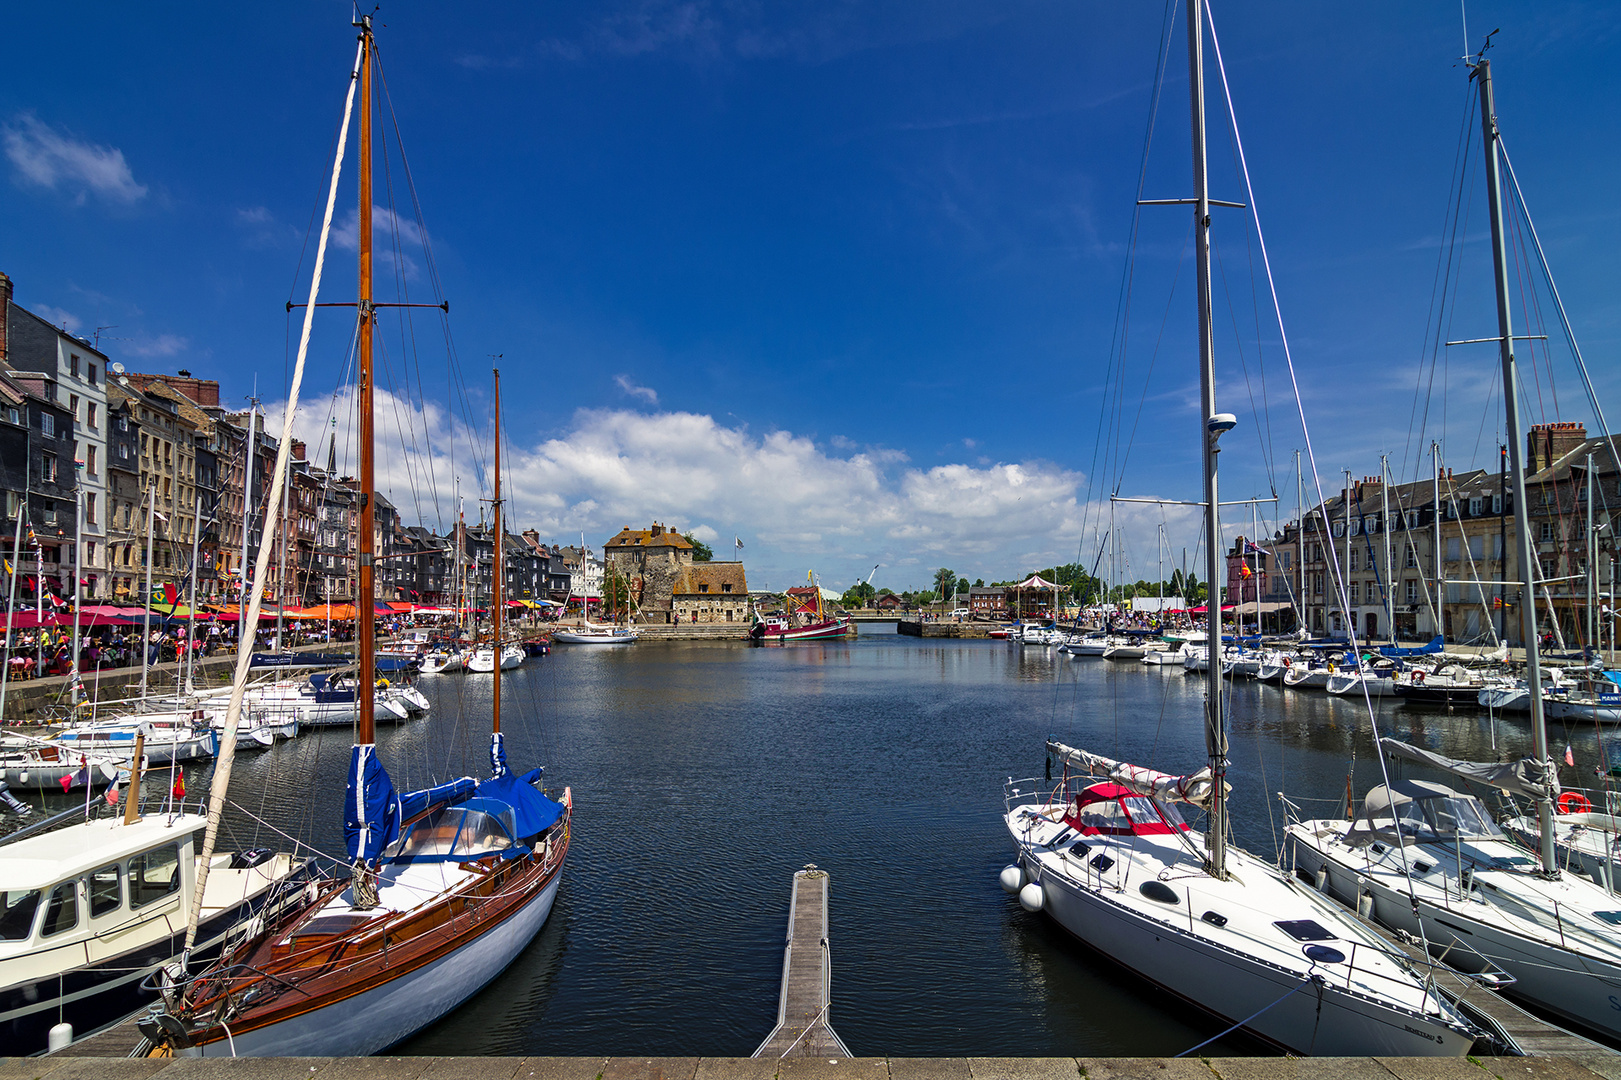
xmin=998 ymin=0 xmax=1476 ymax=1056
xmin=1286 ymin=49 xmax=1621 ymax=1043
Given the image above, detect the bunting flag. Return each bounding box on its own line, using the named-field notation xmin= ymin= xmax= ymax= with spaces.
xmin=1566 ymin=744 xmax=1577 ymax=768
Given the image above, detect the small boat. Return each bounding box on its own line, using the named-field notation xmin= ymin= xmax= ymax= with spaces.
xmin=1391 ymin=662 xmax=1487 ymax=705
xmin=51 ymin=713 xmax=220 ymax=766
xmin=1281 ymin=660 xmax=1336 ymax=690
xmin=1141 ymin=642 xmax=1187 ymax=666
xmin=554 ymin=622 xmax=641 ymax=645
xmin=0 ymin=756 xmax=310 ymax=1054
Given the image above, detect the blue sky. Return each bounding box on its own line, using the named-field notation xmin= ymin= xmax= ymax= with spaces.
xmin=3 ymin=2 xmax=1617 ymax=593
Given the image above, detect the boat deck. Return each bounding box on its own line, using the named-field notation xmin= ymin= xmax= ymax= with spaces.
xmin=753 ymin=866 xmax=850 ymax=1060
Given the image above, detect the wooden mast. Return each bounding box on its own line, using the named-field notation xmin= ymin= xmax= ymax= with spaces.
xmin=492 ymin=369 xmax=503 ymax=734
xmin=356 ymin=16 xmax=376 ymax=749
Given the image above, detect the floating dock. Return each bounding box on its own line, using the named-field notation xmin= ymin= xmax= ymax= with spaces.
xmin=754 ymin=865 xmax=850 ymax=1060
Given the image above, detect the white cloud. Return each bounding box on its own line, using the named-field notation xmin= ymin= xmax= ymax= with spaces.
xmin=686 ymin=524 xmax=719 ymax=543
xmin=126 ymin=333 xmax=188 ymax=358
xmin=31 ymin=304 xmax=81 ymax=333
xmin=613 ymin=374 xmax=658 ymax=404
xmin=258 ymin=388 xmax=1203 ymax=589
xmin=3 ymin=113 xmax=147 ymax=204
xmin=331 ymin=204 xmax=425 ymax=279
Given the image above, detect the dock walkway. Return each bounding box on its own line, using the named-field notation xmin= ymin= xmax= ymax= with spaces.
xmin=754 ymin=866 xmax=849 ymax=1060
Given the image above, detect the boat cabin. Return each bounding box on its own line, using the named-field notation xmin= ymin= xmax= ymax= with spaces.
xmin=1350 ymin=779 xmax=1505 ymax=845
xmin=387 ymin=801 xmax=517 ymax=864
xmin=1064 ymin=782 xmax=1191 ymax=837
xmin=0 ymin=816 xmax=201 ymax=955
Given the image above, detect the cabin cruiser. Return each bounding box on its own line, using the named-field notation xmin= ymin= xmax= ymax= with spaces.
xmin=0 ymin=804 xmax=309 ymax=1054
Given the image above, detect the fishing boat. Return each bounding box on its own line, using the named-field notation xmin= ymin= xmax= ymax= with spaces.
xmin=999 ymin=1 xmax=1476 ymax=1055
xmin=749 ymin=574 xmax=851 ymax=642
xmin=136 ymin=21 xmax=570 ymax=1056
xmin=1287 ymin=49 xmax=1621 ymax=1044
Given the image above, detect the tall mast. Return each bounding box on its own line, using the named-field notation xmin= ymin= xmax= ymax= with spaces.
xmin=1587 ymin=452 xmax=1597 ymax=656
xmin=1382 ymin=455 xmax=1393 ymax=641
xmin=1187 ymin=0 xmax=1228 ymax=879
xmin=1432 ymin=443 xmax=1443 ymax=638
xmin=492 ymin=369 xmax=503 ymax=735
xmin=356 ymin=15 xmax=376 ymax=748
xmin=140 ymin=483 xmax=154 ymax=699
xmin=1476 ymin=57 xmax=1556 ymax=876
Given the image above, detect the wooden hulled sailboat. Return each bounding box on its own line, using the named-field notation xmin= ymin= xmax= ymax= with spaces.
xmin=137 ymin=18 xmax=570 ymax=1057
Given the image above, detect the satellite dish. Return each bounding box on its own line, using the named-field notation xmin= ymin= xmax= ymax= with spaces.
xmin=111 ymin=362 xmax=125 ymax=374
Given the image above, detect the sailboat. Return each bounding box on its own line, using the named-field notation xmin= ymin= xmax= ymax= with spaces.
xmin=999 ymin=0 xmax=1477 ymax=1056
xmin=135 ymin=18 xmax=570 ymax=1056
xmin=1285 ymin=50 xmax=1621 ymax=1042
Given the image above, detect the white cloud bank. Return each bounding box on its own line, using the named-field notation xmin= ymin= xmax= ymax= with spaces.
xmin=3 ymin=114 xmax=147 ymax=204
xmin=264 ymin=387 xmax=1202 ymax=590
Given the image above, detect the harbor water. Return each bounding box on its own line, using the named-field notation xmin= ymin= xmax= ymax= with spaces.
xmin=93 ymin=628 xmax=1601 ymax=1057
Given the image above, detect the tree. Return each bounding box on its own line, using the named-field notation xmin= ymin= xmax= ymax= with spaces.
xmin=841 ymin=581 xmax=877 ymax=608
xmin=683 ymin=533 xmax=714 ymax=561
xmin=955 ymin=579 xmax=969 ymax=595
xmin=973 ymin=578 xmax=985 ymax=588
xmin=934 ymin=568 xmax=957 ymax=601
xmin=603 ymin=563 xmax=633 ymax=619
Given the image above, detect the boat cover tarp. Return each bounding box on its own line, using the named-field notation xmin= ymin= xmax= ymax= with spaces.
xmin=1380 ymin=736 xmax=1559 ymax=800
xmin=1047 ymin=739 xmax=1227 ymax=809
xmin=397 ymin=776 xmax=476 ymax=820
xmin=1377 ymin=635 xmax=1445 ymax=658
xmin=474 ymin=767 xmax=564 ymax=840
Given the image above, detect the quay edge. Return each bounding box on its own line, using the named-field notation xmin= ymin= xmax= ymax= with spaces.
xmin=6 ymin=1057 xmax=1621 ymax=1080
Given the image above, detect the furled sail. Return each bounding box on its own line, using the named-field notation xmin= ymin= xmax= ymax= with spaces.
xmin=1380 ymin=737 xmax=1559 ymax=801
xmin=345 ymin=744 xmax=401 ymax=862
xmin=1047 ymin=740 xmax=1228 ymax=809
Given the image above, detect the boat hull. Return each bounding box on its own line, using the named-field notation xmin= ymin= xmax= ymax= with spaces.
xmin=753 ymin=619 xmax=850 ymax=642
xmin=178 ymin=866 xmax=563 ymax=1057
xmin=1290 ymin=829 xmax=1621 ymax=1042
xmin=1019 ymin=848 xmax=1473 ymax=1056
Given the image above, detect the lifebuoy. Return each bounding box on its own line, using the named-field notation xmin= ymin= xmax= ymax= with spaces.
xmin=1413 ymin=671 xmax=1426 ymax=684
xmin=1558 ymin=792 xmax=1593 ymax=815
xmin=1282 ymin=657 xmax=1291 ymax=668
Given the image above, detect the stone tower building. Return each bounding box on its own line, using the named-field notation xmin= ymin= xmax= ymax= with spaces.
xmin=603 ymin=522 xmax=695 ymax=624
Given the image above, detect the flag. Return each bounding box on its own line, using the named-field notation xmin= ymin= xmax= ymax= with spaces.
xmin=735 ymin=536 xmax=744 ymax=550
xmin=106 ymin=782 xmax=120 ymax=806
xmin=59 ymin=765 xmax=89 ymax=793
xmin=1239 ymin=565 xmax=1253 ymax=579
xmin=1566 ymin=744 xmax=1577 ymax=768
xmin=1242 ymin=539 xmax=1266 ymax=555
xmin=2 ymin=560 xmax=10 ymax=575
xmin=171 ymin=774 xmax=186 ymax=799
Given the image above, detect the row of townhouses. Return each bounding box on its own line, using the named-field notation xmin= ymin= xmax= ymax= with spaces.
xmin=1 ymin=271 xmax=605 ymax=611
xmin=1226 ymin=421 xmax=1618 ymax=646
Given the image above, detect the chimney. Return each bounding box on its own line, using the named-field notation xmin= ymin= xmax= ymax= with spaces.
xmin=292 ymin=440 xmax=306 ymax=461
xmin=1528 ymin=421 xmax=1587 ymax=472
xmin=523 ymin=529 xmax=539 ymax=545
xmin=650 ymin=523 xmax=664 ymax=537
xmin=0 ymin=271 xmax=11 ymax=363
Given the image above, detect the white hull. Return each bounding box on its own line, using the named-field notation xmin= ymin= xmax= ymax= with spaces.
xmin=1290 ymin=824 xmax=1621 ymax=1041
xmin=552 ymin=630 xmax=638 ymax=645
xmin=182 ymin=869 xmax=563 ymax=1057
xmin=1325 ymin=673 xmax=1397 ymax=697
xmin=1007 ymin=798 xmax=1474 ymax=1057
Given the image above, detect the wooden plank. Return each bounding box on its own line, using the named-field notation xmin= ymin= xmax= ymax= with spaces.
xmin=752 ymin=867 xmax=850 ymax=1060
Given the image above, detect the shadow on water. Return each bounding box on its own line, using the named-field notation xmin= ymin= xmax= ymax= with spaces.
xmin=154 ymin=631 xmax=1573 ymax=1057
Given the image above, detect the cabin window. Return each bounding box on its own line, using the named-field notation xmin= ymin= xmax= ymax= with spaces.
xmin=40 ymin=881 xmax=79 ymax=937
xmin=89 ymin=864 xmax=123 ymax=917
xmin=0 ymin=890 xmax=41 ymax=940
xmin=130 ymin=844 xmax=182 ymax=907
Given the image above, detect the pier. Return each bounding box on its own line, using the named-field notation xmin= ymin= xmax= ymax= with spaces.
xmin=755 ymin=866 xmax=850 ymax=1060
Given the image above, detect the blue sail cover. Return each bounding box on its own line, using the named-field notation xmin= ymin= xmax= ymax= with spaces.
xmin=398 ymin=776 xmax=478 ymax=820
xmin=490 ymin=731 xmax=509 ymax=779
xmin=475 ymin=767 xmax=564 ymax=841
xmin=344 ymin=744 xmax=401 ymax=862
xmin=1378 ymin=635 xmax=1444 ymax=658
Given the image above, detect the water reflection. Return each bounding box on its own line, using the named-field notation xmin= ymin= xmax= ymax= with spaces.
xmin=54 ymin=632 xmax=1578 ymax=1057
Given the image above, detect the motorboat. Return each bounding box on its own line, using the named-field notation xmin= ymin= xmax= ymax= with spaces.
xmin=465 ymin=642 xmax=526 ymax=672
xmin=0 ymin=795 xmax=309 ymax=1054
xmin=1392 ymin=662 xmax=1488 ymax=705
